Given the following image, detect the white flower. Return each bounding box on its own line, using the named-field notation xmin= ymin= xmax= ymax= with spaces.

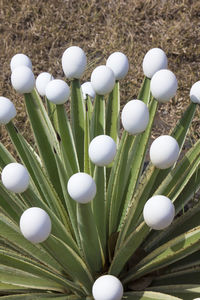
xmin=1 ymin=163 xmax=30 ymax=193
xmin=190 ymin=81 xmax=200 ymax=104
xmin=150 ymin=135 xmax=179 ymax=169
xmin=91 ymin=65 xmax=115 ymax=95
xmin=45 ymin=79 xmax=70 ymax=104
xmin=89 ymin=135 xmax=116 ymax=166
xmin=36 ymin=72 xmax=54 ymax=96
xmin=142 ymin=48 xmax=168 ymax=78
xmin=11 ymin=66 xmax=35 ymax=94
xmin=92 ymin=275 xmax=123 ymax=300
xmin=81 ymin=82 xmax=96 ymax=100
xmin=67 ymin=173 xmax=96 ymax=203
xmin=150 ymin=69 xmax=178 ymax=102
xmin=62 ymin=46 xmax=87 ymax=79
xmin=121 ymin=100 xmax=149 ymax=135
xmin=10 ymin=53 xmax=32 ymax=72
xmin=106 ymin=52 xmax=129 ymax=80
xmin=0 ymin=97 xmax=16 ymax=124
xmin=20 ymin=207 xmax=51 ymax=243
xmin=143 ymin=195 xmax=175 ymax=230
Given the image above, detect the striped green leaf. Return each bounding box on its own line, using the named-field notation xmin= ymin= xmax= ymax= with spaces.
xmin=124 ymin=291 xmax=181 ymax=300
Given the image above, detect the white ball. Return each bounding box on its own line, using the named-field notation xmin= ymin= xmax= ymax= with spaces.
xmin=20 ymin=207 xmax=51 ymax=243
xmin=143 ymin=195 xmax=175 ymax=230
xmin=92 ymin=275 xmax=123 ymax=300
xmin=11 ymin=66 xmax=35 ymax=94
xmin=142 ymin=48 xmax=168 ymax=78
xmin=91 ymin=65 xmax=115 ymax=95
xmin=1 ymin=163 xmax=30 ymax=193
xmin=81 ymin=82 xmax=96 ymax=100
xmin=190 ymin=81 xmax=200 ymax=104
xmin=36 ymin=72 xmax=54 ymax=96
xmin=150 ymin=135 xmax=179 ymax=169
xmin=10 ymin=53 xmax=32 ymax=72
xmin=67 ymin=172 xmax=96 ymax=204
xmin=45 ymin=79 xmax=70 ymax=105
xmin=106 ymin=52 xmax=129 ymax=80
xmin=150 ymin=69 xmax=178 ymax=103
xmin=89 ymin=135 xmax=117 ymax=166
xmin=0 ymin=97 xmax=16 ymax=124
xmin=62 ymin=46 xmax=87 ymax=79
xmin=121 ymin=100 xmax=149 ymax=135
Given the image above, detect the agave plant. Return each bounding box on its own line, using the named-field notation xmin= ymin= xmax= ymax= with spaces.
xmin=0 ymin=46 xmax=200 ymax=300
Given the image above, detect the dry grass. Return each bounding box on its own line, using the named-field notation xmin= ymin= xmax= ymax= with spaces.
xmin=0 ymin=0 xmax=200 ymax=148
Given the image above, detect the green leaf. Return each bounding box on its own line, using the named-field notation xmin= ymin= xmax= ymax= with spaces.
xmin=124 ymin=291 xmax=181 ymax=300
xmin=106 ymin=82 xmax=120 ymax=144
xmin=146 ymin=285 xmax=200 ymax=299
xmin=90 ymin=94 xmax=105 ymax=139
xmin=70 ymin=79 xmax=85 ymax=170
xmin=138 ymin=77 xmax=151 ymax=105
xmin=0 ymin=293 xmax=82 ymax=299
xmin=84 ymin=97 xmax=91 ymax=174
xmin=0 ymin=143 xmax=15 ymax=169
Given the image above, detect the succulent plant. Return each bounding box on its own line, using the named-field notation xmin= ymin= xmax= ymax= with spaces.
xmin=0 ymin=46 xmax=200 ymax=299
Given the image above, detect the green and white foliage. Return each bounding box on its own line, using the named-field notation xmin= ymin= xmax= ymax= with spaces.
xmin=0 ymin=46 xmax=199 ymax=300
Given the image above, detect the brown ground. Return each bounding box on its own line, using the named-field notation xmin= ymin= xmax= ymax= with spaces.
xmin=0 ymin=0 xmax=200 ymax=149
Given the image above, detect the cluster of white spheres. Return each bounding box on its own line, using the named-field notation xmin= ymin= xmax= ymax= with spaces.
xmin=91 ymin=65 xmax=115 ymax=95
xmin=20 ymin=207 xmax=51 ymax=243
xmin=143 ymin=195 xmax=175 ymax=230
xmin=62 ymin=46 xmax=87 ymax=79
xmin=45 ymin=79 xmax=70 ymax=105
xmin=150 ymin=135 xmax=179 ymax=169
xmin=142 ymin=48 xmax=168 ymax=78
xmin=1 ymin=163 xmax=30 ymax=193
xmin=92 ymin=275 xmax=123 ymax=300
xmin=81 ymin=82 xmax=96 ymax=100
xmin=0 ymin=97 xmax=16 ymax=124
xmin=190 ymin=81 xmax=200 ymax=104
xmin=36 ymin=72 xmax=54 ymax=96
xmin=106 ymin=52 xmax=129 ymax=80
xmin=89 ymin=135 xmax=117 ymax=166
xmin=121 ymin=100 xmax=149 ymax=135
xmin=150 ymin=69 xmax=178 ymax=103
xmin=67 ymin=173 xmax=96 ymax=203
xmin=11 ymin=65 xmax=35 ymax=94
xmin=10 ymin=53 xmax=32 ymax=72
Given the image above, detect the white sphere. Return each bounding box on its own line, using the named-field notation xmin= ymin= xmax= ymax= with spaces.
xmin=45 ymin=79 xmax=70 ymax=105
xmin=62 ymin=46 xmax=87 ymax=79
xmin=142 ymin=48 xmax=168 ymax=78
xmin=1 ymin=163 xmax=30 ymax=193
xmin=92 ymin=275 xmax=123 ymax=300
xmin=190 ymin=81 xmax=200 ymax=104
xmin=10 ymin=53 xmax=32 ymax=72
xmin=150 ymin=135 xmax=179 ymax=169
xmin=106 ymin=52 xmax=129 ymax=80
xmin=36 ymin=72 xmax=54 ymax=96
xmin=11 ymin=66 xmax=35 ymax=94
xmin=0 ymin=97 xmax=16 ymax=124
xmin=143 ymin=195 xmax=175 ymax=230
xmin=81 ymin=82 xmax=96 ymax=100
xmin=121 ymin=100 xmax=149 ymax=135
xmin=20 ymin=207 xmax=51 ymax=243
xmin=67 ymin=173 xmax=96 ymax=203
xmin=150 ymin=69 xmax=178 ymax=103
xmin=91 ymin=65 xmax=115 ymax=95
xmin=89 ymin=135 xmax=117 ymax=166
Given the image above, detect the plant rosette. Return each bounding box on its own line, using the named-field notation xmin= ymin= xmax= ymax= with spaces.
xmin=67 ymin=172 xmax=96 ymax=203
xmin=1 ymin=163 xmax=30 ymax=193
xmin=81 ymin=82 xmax=96 ymax=100
xmin=143 ymin=195 xmax=175 ymax=230
xmin=20 ymin=207 xmax=52 ymax=243
xmin=36 ymin=72 xmax=54 ymax=96
xmin=150 ymin=135 xmax=180 ymax=169
xmin=10 ymin=53 xmax=32 ymax=72
xmin=106 ymin=52 xmax=129 ymax=80
xmin=89 ymin=135 xmax=117 ymax=166
xmin=92 ymin=275 xmax=123 ymax=300
xmin=11 ymin=65 xmax=35 ymax=94
xmin=142 ymin=48 xmax=168 ymax=78
xmin=62 ymin=46 xmax=87 ymax=79
xmin=121 ymin=99 xmax=149 ymax=135
xmin=91 ymin=65 xmax=115 ymax=95
xmin=45 ymin=79 xmax=70 ymax=104
xmin=0 ymin=96 xmax=16 ymax=124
